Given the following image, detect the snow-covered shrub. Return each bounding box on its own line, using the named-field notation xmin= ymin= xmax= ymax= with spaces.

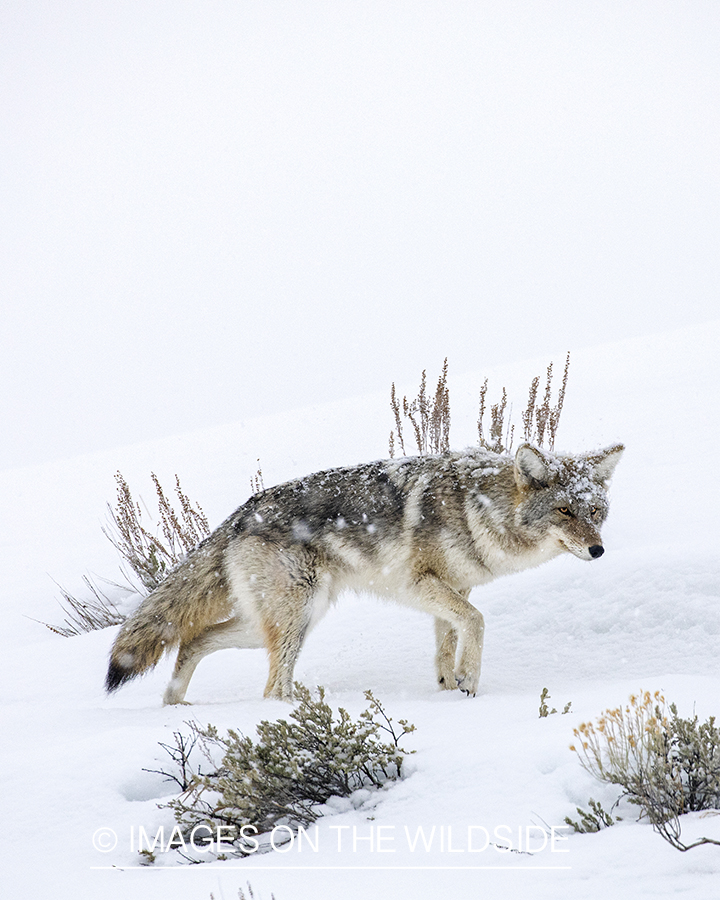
xmin=153 ymin=685 xmax=415 ymax=859
xmin=570 ymin=690 xmax=720 ymax=850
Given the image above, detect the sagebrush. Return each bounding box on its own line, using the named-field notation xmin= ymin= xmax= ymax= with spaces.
xmin=570 ymin=690 xmax=720 ymax=850
xmin=150 ymin=684 xmax=415 ymax=859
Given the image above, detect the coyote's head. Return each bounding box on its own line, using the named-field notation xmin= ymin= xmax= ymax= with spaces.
xmin=514 ymin=442 xmax=624 ymax=561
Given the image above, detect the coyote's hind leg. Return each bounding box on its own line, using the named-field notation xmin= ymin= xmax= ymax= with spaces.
xmin=163 ymin=617 xmax=262 ymax=705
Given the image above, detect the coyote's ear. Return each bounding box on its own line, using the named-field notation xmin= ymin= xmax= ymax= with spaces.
xmin=514 ymin=443 xmax=550 ymax=489
xmin=587 ymin=443 xmax=625 ymax=483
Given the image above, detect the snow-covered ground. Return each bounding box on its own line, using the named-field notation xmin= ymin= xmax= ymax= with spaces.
xmin=2 ymin=322 xmax=719 ymax=899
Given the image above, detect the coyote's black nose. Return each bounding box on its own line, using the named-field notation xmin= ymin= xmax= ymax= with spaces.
xmin=589 ymin=545 xmax=604 ymax=559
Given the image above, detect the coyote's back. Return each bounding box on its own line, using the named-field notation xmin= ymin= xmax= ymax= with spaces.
xmin=105 ymin=442 xmax=623 ymax=703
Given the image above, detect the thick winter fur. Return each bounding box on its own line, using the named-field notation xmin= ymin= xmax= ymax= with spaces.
xmin=105 ymin=442 xmax=623 ymax=703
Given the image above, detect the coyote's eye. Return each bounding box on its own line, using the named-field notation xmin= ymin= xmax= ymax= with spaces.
xmin=557 ymin=507 xmax=572 ymax=517
xmin=590 ymin=506 xmax=599 ymax=516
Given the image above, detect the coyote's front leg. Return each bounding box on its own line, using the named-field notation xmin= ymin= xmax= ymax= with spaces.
xmin=419 ymin=579 xmax=484 ymax=696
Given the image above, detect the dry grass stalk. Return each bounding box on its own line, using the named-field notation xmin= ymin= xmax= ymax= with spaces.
xmin=390 ymin=383 xmax=405 ymax=457
xmin=524 ymin=352 xmax=570 ymax=451
xmin=102 ymin=471 xmax=210 ymax=594
xmin=521 ymin=376 xmax=540 ymax=443
xmin=155 ymin=473 xmax=210 ymax=559
xmin=389 ymin=359 xmax=450 ymax=457
xmin=479 ymin=353 xmax=570 ymax=454
xmin=250 ymin=459 xmax=265 ymax=495
xmin=478 ymin=381 xmax=515 ymax=454
xmin=548 ymin=352 xmax=570 ymax=450
xmin=430 ymin=358 xmax=451 ymax=456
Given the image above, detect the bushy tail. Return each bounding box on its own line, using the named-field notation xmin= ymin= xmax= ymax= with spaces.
xmin=105 ymin=525 xmax=234 ymax=693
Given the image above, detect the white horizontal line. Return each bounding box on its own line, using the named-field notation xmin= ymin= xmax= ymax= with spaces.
xmin=91 ymin=865 xmax=572 ymax=871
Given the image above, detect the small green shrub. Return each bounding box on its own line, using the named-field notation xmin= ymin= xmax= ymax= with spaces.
xmin=564 ymin=798 xmax=620 ymax=833
xmin=538 ymin=687 xmax=572 ymax=718
xmin=570 ymin=691 xmax=720 ymax=851
xmin=153 ymin=685 xmax=415 ymax=859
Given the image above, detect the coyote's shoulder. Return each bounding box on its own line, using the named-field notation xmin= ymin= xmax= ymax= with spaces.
xmin=106 ymin=442 xmax=623 ymax=703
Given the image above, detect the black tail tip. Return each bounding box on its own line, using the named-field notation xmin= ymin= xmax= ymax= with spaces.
xmin=105 ymin=659 xmax=135 ymax=693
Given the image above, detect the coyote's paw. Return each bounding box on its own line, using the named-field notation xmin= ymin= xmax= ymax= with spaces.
xmin=263 ymin=684 xmax=295 ymax=702
xmin=437 ymin=654 xmax=459 ymax=690
xmin=163 ymin=683 xmax=191 ymax=706
xmin=454 ymin=672 xmax=479 ymax=698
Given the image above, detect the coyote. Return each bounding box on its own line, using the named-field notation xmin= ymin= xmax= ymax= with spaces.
xmin=105 ymin=443 xmax=623 ymax=703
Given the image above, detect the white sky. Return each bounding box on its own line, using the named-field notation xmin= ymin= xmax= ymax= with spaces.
xmin=2 ymin=1 xmax=719 ymax=471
